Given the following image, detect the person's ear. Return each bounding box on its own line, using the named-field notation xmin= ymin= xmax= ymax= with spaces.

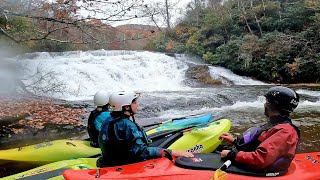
xmin=124 ymin=106 xmax=130 ymax=111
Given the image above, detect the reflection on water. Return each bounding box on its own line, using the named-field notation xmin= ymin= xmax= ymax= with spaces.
xmin=0 ymin=162 xmax=38 ymax=178
xmin=298 ymin=125 xmax=320 ymax=153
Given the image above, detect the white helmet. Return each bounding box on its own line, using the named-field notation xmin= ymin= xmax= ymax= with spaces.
xmin=109 ymin=91 xmax=140 ymax=111
xmin=94 ymin=91 xmax=110 ymax=107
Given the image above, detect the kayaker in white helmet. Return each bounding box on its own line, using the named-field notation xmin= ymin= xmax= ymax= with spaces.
xmin=97 ymin=90 xmax=194 ymax=167
xmin=220 ymin=86 xmax=300 ymax=172
xmin=87 ymin=91 xmax=111 ymax=147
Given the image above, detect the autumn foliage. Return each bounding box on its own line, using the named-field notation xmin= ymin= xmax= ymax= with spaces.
xmin=146 ymin=0 xmax=320 ymax=84
xmin=0 ymin=96 xmax=86 ymax=134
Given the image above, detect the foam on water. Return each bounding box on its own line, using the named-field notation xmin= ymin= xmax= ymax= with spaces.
xmin=18 ymin=50 xmax=190 ymax=100
xmin=209 ymin=66 xmax=267 ymax=85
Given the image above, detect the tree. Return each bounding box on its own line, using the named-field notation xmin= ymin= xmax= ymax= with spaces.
xmin=0 ymin=0 xmax=152 ymax=46
xmin=165 ymin=0 xmax=171 ymax=29
xmin=168 ymin=0 xmax=320 ymax=83
xmin=1 ymin=0 xmax=171 ymax=95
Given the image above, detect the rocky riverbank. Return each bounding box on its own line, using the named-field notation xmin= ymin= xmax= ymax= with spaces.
xmin=0 ymin=94 xmax=90 ymax=149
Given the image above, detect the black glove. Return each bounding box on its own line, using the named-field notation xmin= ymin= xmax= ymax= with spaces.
xmin=163 ymin=149 xmax=173 ymax=161
xmin=222 ymin=148 xmax=238 ymax=162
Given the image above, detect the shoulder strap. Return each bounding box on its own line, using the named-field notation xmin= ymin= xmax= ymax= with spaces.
xmin=88 ymin=109 xmax=103 ymax=125
xmin=87 ymin=109 xmax=105 ymax=147
xmin=107 ymin=116 xmax=124 ymax=142
xmin=132 ymin=121 xmax=151 ymax=145
xmin=289 ymin=123 xmax=300 ymax=138
xmin=108 ymin=115 xmax=150 ymax=146
xmin=263 ymin=120 xmax=300 ymax=138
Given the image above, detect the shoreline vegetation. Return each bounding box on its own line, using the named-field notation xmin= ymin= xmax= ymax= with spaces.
xmin=145 ymin=0 xmax=320 ymax=84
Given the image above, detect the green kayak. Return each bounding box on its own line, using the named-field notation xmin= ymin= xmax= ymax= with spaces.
xmin=0 ymin=113 xmax=213 ymax=165
xmin=2 ymin=118 xmax=231 ymax=180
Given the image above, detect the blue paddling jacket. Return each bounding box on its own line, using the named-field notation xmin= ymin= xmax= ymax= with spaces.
xmin=87 ymin=107 xmax=111 ymax=147
xmin=98 ymin=114 xmax=164 ymax=167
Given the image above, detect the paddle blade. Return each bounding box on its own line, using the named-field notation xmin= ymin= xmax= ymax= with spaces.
xmin=210 ymin=169 xmax=227 ymax=180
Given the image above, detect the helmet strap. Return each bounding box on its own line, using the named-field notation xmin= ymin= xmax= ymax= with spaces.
xmin=123 ymin=105 xmax=136 ymax=123
xmin=131 ymin=114 xmax=136 ymax=123
xmin=129 ymin=105 xmax=136 ymax=123
xmin=101 ymin=104 xmax=109 ymax=111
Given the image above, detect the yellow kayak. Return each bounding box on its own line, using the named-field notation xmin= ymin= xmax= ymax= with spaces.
xmin=0 ymin=113 xmax=213 ymax=165
xmin=0 ymin=140 xmax=101 ymax=165
xmin=2 ymin=119 xmax=231 ymax=180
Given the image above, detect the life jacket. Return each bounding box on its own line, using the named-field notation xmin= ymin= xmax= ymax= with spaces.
xmin=98 ymin=115 xmax=151 ymax=167
xmin=87 ymin=106 xmax=109 ymax=147
xmin=234 ymin=116 xmax=300 ymax=172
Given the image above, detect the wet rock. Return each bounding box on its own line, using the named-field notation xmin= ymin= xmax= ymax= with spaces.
xmin=0 ymin=114 xmax=29 ymax=127
xmin=165 ymin=53 xmax=176 ymax=57
xmin=49 ymin=129 xmax=58 ymax=134
xmin=63 ymin=125 xmax=75 ymax=130
xmin=0 ymin=123 xmax=87 ymax=150
xmin=184 ymin=65 xmax=223 ymax=86
xmin=24 ymin=116 xmax=33 ymax=121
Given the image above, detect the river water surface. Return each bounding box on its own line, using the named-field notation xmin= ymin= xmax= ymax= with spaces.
xmin=12 ymin=50 xmax=320 ymax=152
xmin=1 ymin=50 xmax=319 ymax=177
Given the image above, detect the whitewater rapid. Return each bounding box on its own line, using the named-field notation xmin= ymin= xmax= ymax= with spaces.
xmin=18 ymin=51 xmax=190 ymax=100
xmin=7 ymin=50 xmax=320 ymax=121
xmin=16 ymin=51 xmax=269 ymax=100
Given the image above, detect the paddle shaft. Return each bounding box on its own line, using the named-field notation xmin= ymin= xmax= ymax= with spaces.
xmin=219 ymin=160 xmax=231 ymax=171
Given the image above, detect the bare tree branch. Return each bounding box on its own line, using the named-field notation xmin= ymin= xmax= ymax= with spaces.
xmin=1 ymin=0 xmax=155 ymax=45
xmin=0 ymin=27 xmax=19 ymax=43
xmin=22 ymin=65 xmax=67 ymax=94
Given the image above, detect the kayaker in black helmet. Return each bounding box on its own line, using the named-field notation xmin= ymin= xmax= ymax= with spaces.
xmin=219 ymin=86 xmax=300 ymax=172
xmin=97 ymin=90 xmax=194 ymax=167
xmin=87 ymin=91 xmax=111 ymax=147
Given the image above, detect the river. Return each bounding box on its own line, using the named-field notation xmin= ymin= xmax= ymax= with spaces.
xmin=12 ymin=50 xmax=320 ymax=152
xmin=1 ymin=50 xmax=320 ymax=177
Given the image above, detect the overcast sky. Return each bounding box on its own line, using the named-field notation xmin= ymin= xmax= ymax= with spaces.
xmin=129 ymin=0 xmax=193 ymax=26
xmin=78 ymin=0 xmax=193 ymax=27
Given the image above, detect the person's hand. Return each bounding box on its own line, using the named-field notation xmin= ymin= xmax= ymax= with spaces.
xmin=171 ymin=150 xmax=194 ymax=157
xmin=220 ymin=150 xmax=230 ymax=158
xmin=219 ymin=133 xmax=235 ymax=144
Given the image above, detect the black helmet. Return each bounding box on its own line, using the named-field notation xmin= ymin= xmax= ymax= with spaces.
xmin=264 ymin=86 xmax=299 ymax=114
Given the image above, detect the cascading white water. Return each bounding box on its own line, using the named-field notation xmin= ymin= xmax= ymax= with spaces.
xmin=296 ymin=89 xmax=320 ymax=98
xmin=14 ymin=50 xmax=320 ymax=116
xmin=5 ymin=50 xmax=320 ymax=150
xmin=209 ymin=66 xmax=267 ymax=85
xmin=18 ymin=50 xmax=190 ymax=100
xmin=157 ymin=94 xmax=320 ymax=120
xmin=175 ymin=54 xmax=207 ymax=65
xmin=176 ymin=53 xmax=267 ymax=86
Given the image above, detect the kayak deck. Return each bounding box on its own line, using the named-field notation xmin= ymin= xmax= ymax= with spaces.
xmin=2 ymin=118 xmax=231 ymax=179
xmin=1 ymin=158 xmax=97 ymax=180
xmin=0 ymin=113 xmax=213 ymax=165
xmin=0 ymin=140 xmax=101 ymax=164
xmin=63 ymin=152 xmax=320 ymax=180
xmin=146 ymin=113 xmax=212 ymax=135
